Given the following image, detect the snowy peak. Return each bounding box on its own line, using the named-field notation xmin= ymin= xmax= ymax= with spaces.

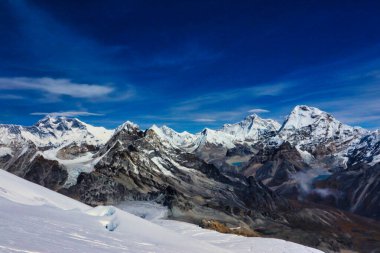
xmin=115 ymin=121 xmax=140 ymax=134
xmin=280 ymin=105 xmax=331 ymax=130
xmin=281 ymin=105 xmax=364 ymax=133
xmin=221 ymin=114 xmax=280 ymax=141
xmin=149 ymin=125 xmax=196 ymax=148
xmin=279 ymin=105 xmax=367 ymax=147
xmin=34 ymin=116 xmax=86 ymax=132
xmin=32 ymin=116 xmax=113 ymax=146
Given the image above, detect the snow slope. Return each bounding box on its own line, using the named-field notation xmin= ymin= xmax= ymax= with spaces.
xmin=0 ymin=170 xmax=322 ymax=253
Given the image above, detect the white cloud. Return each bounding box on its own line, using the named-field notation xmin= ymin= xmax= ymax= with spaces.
xmin=0 ymin=77 xmax=113 ymax=99
xmin=193 ymin=118 xmax=216 ymax=122
xmin=30 ymin=111 xmax=103 ymax=117
xmin=248 ymin=108 xmax=269 ymax=114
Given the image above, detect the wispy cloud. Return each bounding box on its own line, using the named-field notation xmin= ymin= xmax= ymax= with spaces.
xmin=0 ymin=94 xmax=24 ymax=100
xmin=0 ymin=77 xmax=113 ymax=99
xmin=139 ymin=106 xmax=264 ymax=125
xmin=174 ymin=82 xmax=292 ymax=112
xmin=193 ymin=118 xmax=216 ymax=122
xmin=155 ymin=83 xmax=288 ymax=127
xmin=314 ymin=98 xmax=380 ymax=127
xmin=248 ymin=108 xmax=269 ymax=114
xmin=30 ymin=111 xmax=104 ymax=117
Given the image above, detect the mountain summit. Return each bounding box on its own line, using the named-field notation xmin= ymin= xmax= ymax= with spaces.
xmin=279 ymin=105 xmax=367 ymax=151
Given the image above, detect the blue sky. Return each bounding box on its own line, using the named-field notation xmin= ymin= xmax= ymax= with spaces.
xmin=0 ymin=0 xmax=380 ymax=132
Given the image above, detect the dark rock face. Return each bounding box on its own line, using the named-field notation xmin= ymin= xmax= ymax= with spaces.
xmin=60 ymin=172 xmax=130 ymax=206
xmin=0 ymin=153 xmax=12 ymax=165
xmin=312 ymin=163 xmax=380 ymax=220
xmin=282 ymin=201 xmax=380 ymax=253
xmin=194 ymin=142 xmax=229 ymax=168
xmin=226 ymin=144 xmax=254 ymax=157
xmin=240 ymin=136 xmax=380 ymax=221
xmin=243 ymin=142 xmax=310 ymax=197
xmin=23 ymin=155 xmax=68 ymax=191
xmin=2 ymin=142 xmax=68 ymax=191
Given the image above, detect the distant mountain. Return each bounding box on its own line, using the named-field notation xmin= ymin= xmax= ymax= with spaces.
xmin=278 ymin=105 xmax=367 ymax=156
xmin=0 ymin=116 xmax=113 ymax=189
xmin=0 ymin=115 xmax=113 ymax=148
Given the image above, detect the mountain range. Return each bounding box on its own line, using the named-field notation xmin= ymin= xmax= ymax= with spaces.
xmin=1 ymin=105 xmax=379 ymax=253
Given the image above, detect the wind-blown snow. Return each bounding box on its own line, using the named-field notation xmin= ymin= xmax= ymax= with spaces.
xmin=0 ymin=170 xmax=322 ymax=253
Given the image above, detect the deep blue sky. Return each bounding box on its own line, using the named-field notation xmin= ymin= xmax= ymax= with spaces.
xmin=1 ymin=0 xmax=380 ymax=132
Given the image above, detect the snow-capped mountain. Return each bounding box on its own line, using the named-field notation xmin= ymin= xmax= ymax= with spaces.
xmin=115 ymin=120 xmax=140 ymax=134
xmin=149 ymin=114 xmax=281 ymax=152
xmin=0 ymin=116 xmax=114 ymax=189
xmin=1 ymin=106 xmax=380 ymax=252
xmin=279 ymin=105 xmax=367 ymax=153
xmin=193 ymin=114 xmax=281 ymax=149
xmin=0 ymin=115 xmax=113 ymax=148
